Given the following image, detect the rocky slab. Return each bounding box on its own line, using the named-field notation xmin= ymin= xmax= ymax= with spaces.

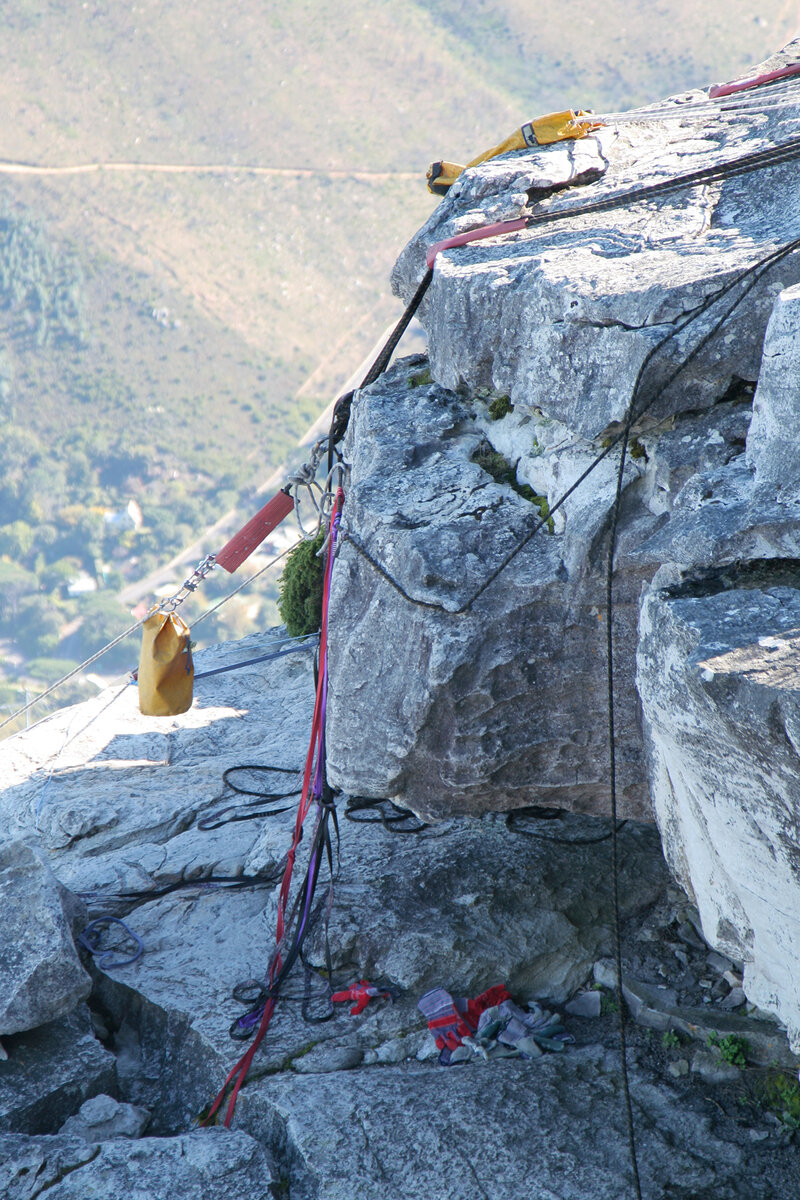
xmin=0 ymin=1128 xmax=273 ymax=1200
xmin=239 ymin=1049 xmax=799 ymax=1200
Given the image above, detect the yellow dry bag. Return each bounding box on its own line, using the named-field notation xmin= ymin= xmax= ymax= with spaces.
xmin=138 ymin=611 xmax=194 ymax=716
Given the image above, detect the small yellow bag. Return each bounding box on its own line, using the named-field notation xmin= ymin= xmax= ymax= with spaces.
xmin=138 ymin=612 xmax=194 ymax=716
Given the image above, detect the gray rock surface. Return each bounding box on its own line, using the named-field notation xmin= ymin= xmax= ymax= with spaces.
xmin=392 ymin=41 xmax=800 ymax=442
xmin=638 ymin=578 xmax=800 ymax=1051
xmin=0 ymin=1128 xmax=273 ymax=1200
xmin=58 ymin=1093 xmax=150 ymax=1140
xmin=240 ymin=1049 xmax=797 ymax=1200
xmin=0 ymin=1006 xmax=116 ymax=1134
xmin=6 ymin=39 xmax=800 ymax=1190
xmin=0 ymin=621 xmax=796 ymax=1196
xmin=747 ymin=282 xmax=800 ymax=494
xmin=326 ymin=358 xmax=751 ymax=819
xmin=0 ymin=840 xmax=91 ymax=1036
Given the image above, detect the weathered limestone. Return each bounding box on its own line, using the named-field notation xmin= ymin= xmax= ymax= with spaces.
xmin=325 ymin=359 xmax=757 ymax=818
xmin=634 ymin=276 xmax=800 ymax=1049
xmin=0 ymin=840 xmax=91 ymax=1036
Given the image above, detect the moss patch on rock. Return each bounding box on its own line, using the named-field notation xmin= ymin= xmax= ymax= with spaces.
xmin=471 ymin=441 xmax=554 ymax=531
xmin=278 ymin=531 xmax=325 ymax=636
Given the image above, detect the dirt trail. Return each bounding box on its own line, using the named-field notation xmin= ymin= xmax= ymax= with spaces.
xmin=0 ymin=159 xmax=418 ymax=182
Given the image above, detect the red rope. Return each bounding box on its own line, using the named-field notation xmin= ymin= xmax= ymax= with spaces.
xmin=203 ymin=489 xmax=344 ymax=1127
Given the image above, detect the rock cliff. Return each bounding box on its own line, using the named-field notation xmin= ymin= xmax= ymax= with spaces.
xmin=3 ymin=35 xmax=800 ymax=1200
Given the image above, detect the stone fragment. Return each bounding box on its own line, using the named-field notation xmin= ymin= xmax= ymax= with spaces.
xmin=565 ymin=990 xmax=602 ymax=1018
xmin=667 ymin=1059 xmax=689 ymax=1079
xmin=707 ymin=951 xmax=734 ymax=975
xmin=0 ymin=1007 xmax=116 ymax=1135
xmin=720 ymin=988 xmax=747 ymax=1010
xmin=677 ymin=922 xmax=706 ymax=951
xmin=0 ymin=1128 xmax=273 ymax=1200
xmin=58 ymin=1093 xmax=150 ymax=1140
xmin=691 ymin=1050 xmax=741 ymax=1084
xmin=622 ymin=979 xmax=678 ymax=1032
xmin=593 ymin=959 xmax=618 ymax=990
xmin=0 ymin=841 xmax=91 ymax=1036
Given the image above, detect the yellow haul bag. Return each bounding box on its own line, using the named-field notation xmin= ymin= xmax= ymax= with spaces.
xmin=138 ymin=611 xmax=194 ymax=716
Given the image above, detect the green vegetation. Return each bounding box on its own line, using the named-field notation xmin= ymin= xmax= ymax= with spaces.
xmin=471 ymin=442 xmax=554 ymax=530
xmin=277 ymin=532 xmax=325 ymax=636
xmin=409 ymin=367 xmax=433 ymax=388
xmin=708 ymin=1031 xmax=749 ymax=1068
xmin=755 ymin=1072 xmax=800 ymax=1130
xmin=488 ymin=394 xmax=514 ymax=421
xmin=662 ymin=1030 xmax=681 ymax=1049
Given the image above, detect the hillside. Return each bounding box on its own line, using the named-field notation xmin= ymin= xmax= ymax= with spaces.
xmin=0 ymin=0 xmax=797 ymax=735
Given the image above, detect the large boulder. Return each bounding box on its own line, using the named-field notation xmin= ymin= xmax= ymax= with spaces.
xmin=636 ymin=273 xmax=800 ymax=1049
xmin=392 ymin=41 xmax=800 ymax=441
xmin=0 ymin=840 xmax=91 ymax=1036
xmin=638 ymin=576 xmax=800 ymax=1052
xmin=325 ymin=358 xmax=754 ymax=819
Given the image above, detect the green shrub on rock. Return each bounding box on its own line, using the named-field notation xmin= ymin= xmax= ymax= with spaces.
xmin=278 ymin=532 xmax=325 ymax=636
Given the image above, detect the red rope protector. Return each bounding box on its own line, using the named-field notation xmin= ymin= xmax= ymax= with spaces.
xmin=215 ymin=488 xmax=295 ymax=573
xmin=203 ymin=488 xmax=344 ymax=1128
xmin=425 ymin=217 xmax=527 ymax=269
xmin=709 ymin=61 xmax=800 ymax=99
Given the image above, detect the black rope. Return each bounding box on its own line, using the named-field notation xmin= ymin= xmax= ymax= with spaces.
xmin=506 ymin=806 xmax=627 ymax=846
xmin=521 ymin=130 xmax=800 ymax=234
xmin=606 ymin=413 xmax=643 ymax=1199
xmin=78 ymin=869 xmax=285 ymax=910
xmin=344 ymin=795 xmax=429 ymax=834
xmin=193 ymin=639 xmax=318 ymax=680
xmin=197 ymin=764 xmax=302 ymax=830
xmin=341 ymin=232 xmax=800 ymax=615
xmin=326 ymin=268 xmax=435 ymax=468
xmin=228 ymin=793 xmax=340 ymax=1039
